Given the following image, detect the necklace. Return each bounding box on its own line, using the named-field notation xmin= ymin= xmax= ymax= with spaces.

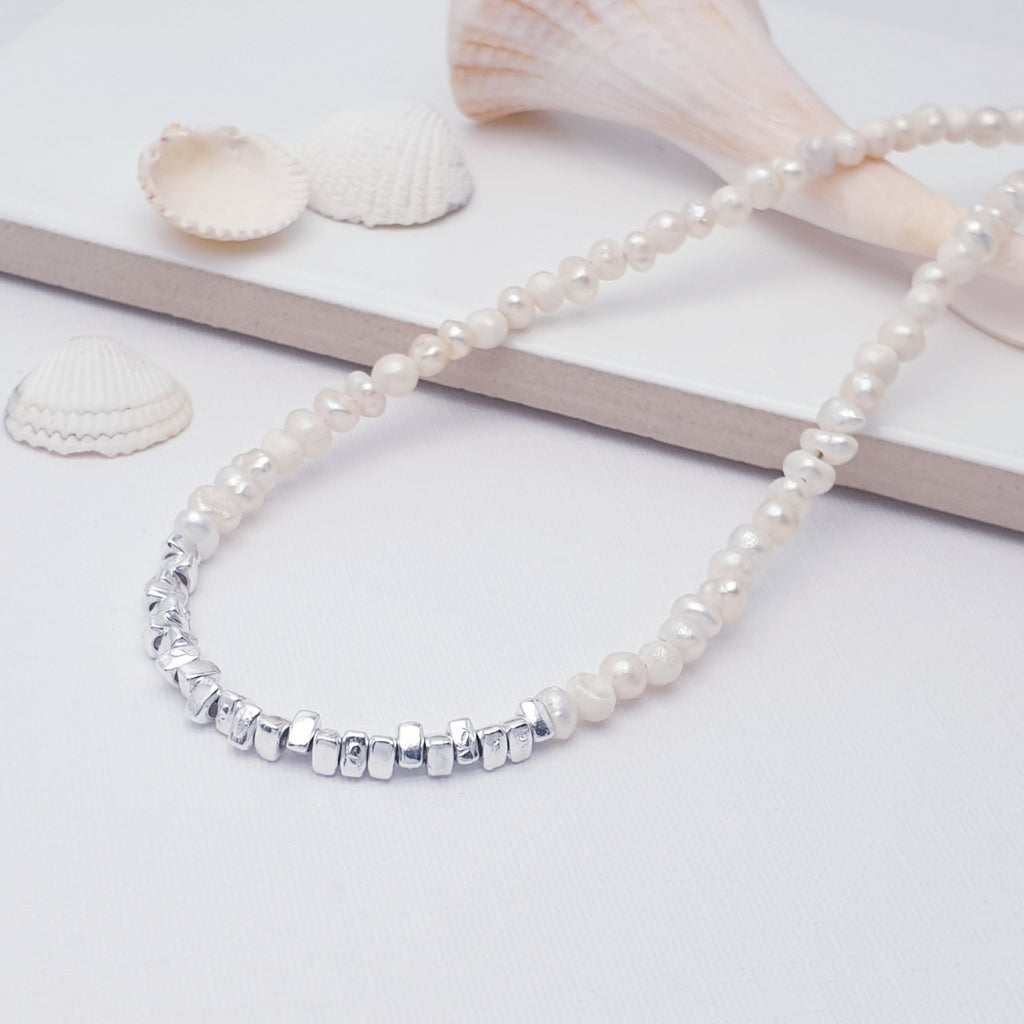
xmin=143 ymin=105 xmax=1023 ymax=781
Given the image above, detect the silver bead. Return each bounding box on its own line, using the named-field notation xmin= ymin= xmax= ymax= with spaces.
xmin=367 ymin=735 xmax=396 ymax=780
xmin=177 ymin=659 xmax=220 ymax=699
xmin=425 ymin=734 xmax=454 ymax=777
xmin=517 ymin=697 xmax=554 ymax=743
xmin=144 ymin=572 xmax=187 ymax=613
xmin=396 ymin=721 xmax=424 ymax=770
xmin=155 ymin=631 xmax=200 ymax=686
xmin=448 ymin=718 xmax=480 ymax=765
xmin=161 ymin=550 xmax=199 ymax=593
xmin=229 ymin=700 xmax=261 ymax=749
xmin=478 ymin=724 xmax=508 ymax=771
xmin=504 ymin=717 xmax=533 ymax=763
xmin=149 ymin=596 xmax=190 ymax=633
xmin=254 ymin=715 xmax=290 ymax=761
xmin=165 ymin=529 xmax=200 ymax=562
xmin=286 ymin=710 xmax=320 ymax=754
xmin=144 ymin=600 xmax=189 ymax=659
xmin=311 ymin=729 xmax=342 ymax=776
xmin=215 ymin=691 xmax=243 ymax=736
xmin=340 ymin=731 xmax=369 ymax=778
xmin=185 ymin=679 xmax=220 ymax=723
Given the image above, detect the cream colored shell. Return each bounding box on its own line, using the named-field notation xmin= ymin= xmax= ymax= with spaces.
xmin=297 ymin=99 xmax=473 ymax=227
xmin=5 ymin=335 xmax=193 ymax=456
xmin=138 ymin=124 xmax=309 ymax=241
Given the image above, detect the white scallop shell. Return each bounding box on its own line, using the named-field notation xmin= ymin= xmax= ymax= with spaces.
xmin=297 ymin=99 xmax=473 ymax=227
xmin=5 ymin=335 xmax=193 ymax=456
xmin=138 ymin=124 xmax=309 ymax=241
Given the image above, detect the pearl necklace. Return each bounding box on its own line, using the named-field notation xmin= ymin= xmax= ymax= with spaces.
xmin=144 ymin=105 xmax=1024 ymax=780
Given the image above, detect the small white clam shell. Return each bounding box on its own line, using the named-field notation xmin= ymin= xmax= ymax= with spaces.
xmin=5 ymin=335 xmax=192 ymax=456
xmin=138 ymin=124 xmax=309 ymax=241
xmin=297 ymin=99 xmax=473 ymax=227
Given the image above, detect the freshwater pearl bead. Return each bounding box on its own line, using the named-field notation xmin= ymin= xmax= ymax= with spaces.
xmin=766 ymin=477 xmax=812 ymax=520
xmin=345 ymin=371 xmax=386 ymax=417
xmin=901 ymin=283 xmax=946 ymax=325
xmin=438 ymin=320 xmax=474 ymax=360
xmin=911 ymin=261 xmax=956 ymax=299
xmin=408 ymin=334 xmax=450 ymax=378
xmin=526 ymin=271 xmax=565 ymax=313
xmin=598 ymin=652 xmax=647 ymax=700
xmin=214 ymin=466 xmax=264 ymax=514
xmin=743 ymin=164 xmax=783 ymax=209
xmin=891 ymin=114 xmax=918 ymax=152
xmin=231 ymin=449 xmax=278 ymax=493
xmin=911 ymin=105 xmax=946 ymax=145
xmin=658 ymin=618 xmax=709 ymax=662
xmin=588 ymin=239 xmax=627 ymax=280
xmin=559 ymin=257 xmax=600 ymax=304
xmin=782 ymin=450 xmax=836 ymax=496
xmin=284 ymin=408 xmax=332 ymax=457
xmin=314 ymin=388 xmax=360 ymax=432
xmin=943 ymin=106 xmax=972 ymax=143
xmin=771 ymin=156 xmax=808 ymax=193
xmin=537 ymin=685 xmax=578 ymax=739
xmin=1007 ymin=107 xmax=1024 ymax=144
xmin=497 ymin=287 xmax=535 ymax=330
xmin=798 ymin=136 xmax=836 ymax=178
xmin=968 ymin=205 xmax=1012 ymax=244
xmin=970 ymin=107 xmax=1007 ymax=147
xmin=371 ymin=353 xmax=419 ymax=396
xmin=859 ymin=117 xmax=895 ymax=158
xmin=466 ymin=308 xmax=509 ymax=349
xmin=566 ymin=672 xmax=616 ymax=722
xmin=684 ymin=199 xmax=716 ymax=238
xmin=697 ymin=578 xmax=747 ymax=624
xmin=710 ymin=185 xmax=752 ymax=227
xmin=854 ymin=342 xmax=900 ymax=385
xmin=935 ymin=239 xmax=982 ymax=285
xmin=984 ymin=183 xmax=1024 ymax=221
xmin=839 ymin=370 xmax=886 ymax=415
xmin=623 ymin=231 xmax=657 ymax=272
xmin=832 ymin=128 xmax=867 ymax=167
xmin=669 ymin=594 xmax=723 ymax=638
xmin=707 ymin=547 xmax=757 ymax=582
xmin=644 ymin=210 xmax=686 ymax=253
xmin=753 ymin=496 xmax=802 ymax=545
xmin=261 ymin=428 xmax=304 ymax=475
xmin=638 ymin=640 xmax=684 ymax=687
xmin=800 ymin=428 xmax=858 ymax=467
xmin=877 ymin=315 xmax=926 ymax=361
xmin=188 ymin=485 xmax=242 ymax=533
xmin=954 ymin=217 xmax=1000 ymax=263
xmin=726 ymin=524 xmax=775 ymax=572
xmin=173 ymin=509 xmax=220 ymax=560
xmin=817 ymin=397 xmax=866 ymax=435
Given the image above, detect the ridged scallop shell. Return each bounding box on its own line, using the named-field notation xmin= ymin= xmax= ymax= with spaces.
xmin=138 ymin=124 xmax=309 ymax=241
xmin=297 ymin=99 xmax=473 ymax=227
xmin=5 ymin=336 xmax=193 ymax=456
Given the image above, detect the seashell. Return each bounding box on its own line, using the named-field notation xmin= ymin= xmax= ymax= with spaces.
xmin=138 ymin=124 xmax=309 ymax=241
xmin=297 ymin=99 xmax=473 ymax=227
xmin=5 ymin=335 xmax=192 ymax=456
xmin=449 ymin=0 xmax=1024 ymax=340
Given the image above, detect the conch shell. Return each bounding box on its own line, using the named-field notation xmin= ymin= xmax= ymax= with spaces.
xmin=449 ymin=0 xmax=1024 ymax=340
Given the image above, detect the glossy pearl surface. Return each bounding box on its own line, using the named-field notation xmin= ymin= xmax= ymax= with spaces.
xmin=598 ymin=652 xmax=647 ymax=700
xmin=559 ymin=257 xmax=600 ymax=304
xmin=466 ymin=308 xmax=509 ymax=350
xmin=537 ymin=686 xmax=578 ymax=739
xmin=284 ymin=408 xmax=332 ymax=457
xmin=638 ymin=640 xmax=683 ymax=687
xmin=566 ymin=672 xmax=616 ymax=722
xmin=371 ymin=354 xmax=419 ymax=396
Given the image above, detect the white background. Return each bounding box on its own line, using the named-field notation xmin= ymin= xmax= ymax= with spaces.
xmin=2 ymin=1 xmax=1024 ymax=1022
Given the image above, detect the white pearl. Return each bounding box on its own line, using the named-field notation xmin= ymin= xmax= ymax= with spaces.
xmin=466 ymin=308 xmax=509 ymax=349
xmin=173 ymin=509 xmax=220 ymax=560
xmin=658 ymin=617 xmax=709 ymax=662
xmin=1007 ymin=106 xmax=1024 ymax=144
xmin=710 ymin=185 xmax=752 ymax=227
xmin=891 ymin=113 xmax=918 ymax=152
xmin=697 ymin=578 xmax=747 ymax=625
xmin=668 ymin=594 xmax=723 ymax=638
xmin=817 ymin=397 xmax=866 ymax=435
xmin=314 ymin=388 xmax=360 ymax=433
xmin=231 ymin=449 xmax=279 ymax=493
xmin=743 ymin=164 xmax=782 ymax=210
xmin=683 ymin=200 xmax=716 ymax=239
xmin=911 ymin=261 xmax=956 ymax=300
xmin=622 ymin=231 xmax=656 ymax=272
xmin=766 ymin=477 xmax=812 ymax=520
xmin=770 ymin=156 xmax=808 ymax=193
xmin=371 ymin=353 xmax=419 ymax=396
xmin=782 ymin=450 xmax=836 ymax=496
xmin=943 ymin=106 xmax=972 ymax=143
xmin=753 ymin=495 xmax=802 ymax=545
xmin=598 ymin=651 xmax=647 ymax=700
xmin=968 ymin=204 xmax=1012 ymax=244
xmin=877 ymin=315 xmax=926 ymax=361
xmin=283 ymin=408 xmax=332 ymax=457
xmin=214 ymin=466 xmax=264 ymax=514
xmin=726 ymin=524 xmax=775 ymax=572
xmin=854 ymin=342 xmax=900 ymax=385
xmin=859 ymin=117 xmax=895 ymax=158
xmin=537 ymin=685 xmax=578 ymax=739
xmin=408 ymin=334 xmax=450 ymax=378
xmin=188 ymin=484 xmax=242 ymax=533
xmin=345 ymin=371 xmax=387 ymax=417
xmin=954 ymin=217 xmax=1000 ymax=264
xmin=800 ymin=428 xmax=858 ymax=467
xmin=935 ymin=239 xmax=982 ymax=285
xmin=644 ymin=210 xmax=686 ymax=254
xmin=565 ymin=672 xmax=615 ymax=723
xmin=970 ymin=106 xmax=1007 ymax=147
xmin=839 ymin=370 xmax=886 ymax=415
xmin=983 ymin=183 xmax=1024 ymax=223
xmin=910 ymin=105 xmax=946 ymax=145
xmin=797 ymin=136 xmax=836 ymax=178
xmin=901 ymin=284 xmax=945 ymax=326
xmin=438 ymin=320 xmax=474 ymax=360
xmin=559 ymin=256 xmax=600 ymax=304
xmin=525 ymin=271 xmax=565 ymax=313
xmin=638 ymin=639 xmax=684 ymax=687
xmin=707 ymin=547 xmax=758 ymax=582
xmin=497 ymin=286 xmax=535 ymax=330
xmin=832 ymin=128 xmax=867 ymax=167
xmin=261 ymin=428 xmax=304 ymax=475
xmin=587 ymin=239 xmax=627 ymax=280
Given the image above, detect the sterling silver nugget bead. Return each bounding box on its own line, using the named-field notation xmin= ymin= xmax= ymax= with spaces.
xmin=229 ymin=700 xmax=262 ymax=750
xmin=517 ymin=698 xmax=555 ymax=743
xmin=186 ymin=679 xmax=220 ymax=723
xmin=449 ymin=718 xmax=481 ymax=764
xmin=504 ymin=718 xmax=534 ymax=764
xmin=367 ymin=735 xmax=397 ymax=780
xmin=425 ymin=734 xmax=455 ymax=777
xmin=177 ymin=659 xmax=220 ymax=699
xmin=396 ymin=722 xmax=425 ymax=770
xmin=254 ymin=715 xmax=290 ymax=762
xmin=340 ymin=731 xmax=369 ymax=778
xmin=478 ymin=724 xmax=509 ymax=770
xmin=155 ymin=632 xmax=200 ymax=685
xmin=311 ymin=729 xmax=342 ymax=775
xmin=215 ymin=691 xmax=243 ymax=735
xmin=286 ymin=710 xmax=320 ymax=754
